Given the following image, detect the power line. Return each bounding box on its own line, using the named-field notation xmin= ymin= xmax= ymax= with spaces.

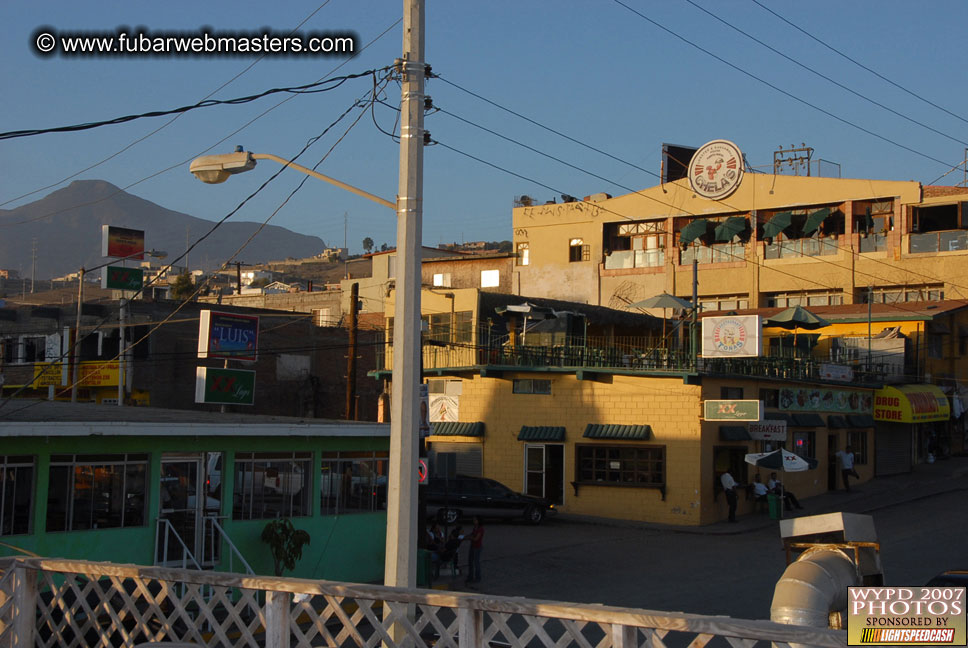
xmin=684 ymin=0 xmax=968 ymax=148
xmin=609 ymin=0 xmax=960 ymax=171
xmin=748 ymin=0 xmax=968 ymax=127
xmin=0 ymin=0 xmax=336 ymax=208
xmin=0 ymin=70 xmax=383 ymax=141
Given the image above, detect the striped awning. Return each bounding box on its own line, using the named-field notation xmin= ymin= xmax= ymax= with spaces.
xmin=430 ymin=422 xmax=484 ymax=437
xmin=518 ymin=426 xmax=565 ymax=442
xmin=583 ymin=424 xmax=652 ymax=440
xmin=719 ymin=425 xmax=751 ymax=441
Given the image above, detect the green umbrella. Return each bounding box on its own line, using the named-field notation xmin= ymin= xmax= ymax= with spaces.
xmin=714 ymin=216 xmax=748 ymax=242
xmin=679 ymin=219 xmax=712 ymax=246
xmin=765 ymin=305 xmax=830 ymax=330
xmin=801 ymin=207 xmax=831 ymax=236
xmin=762 ymin=211 xmax=793 ymax=239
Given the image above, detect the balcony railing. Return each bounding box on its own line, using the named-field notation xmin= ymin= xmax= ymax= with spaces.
xmin=909 ymin=229 xmax=968 ymax=253
xmin=0 ymin=556 xmax=846 ymax=648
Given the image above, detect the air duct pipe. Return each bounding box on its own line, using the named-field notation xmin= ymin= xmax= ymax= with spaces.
xmin=770 ymin=547 xmax=859 ymax=627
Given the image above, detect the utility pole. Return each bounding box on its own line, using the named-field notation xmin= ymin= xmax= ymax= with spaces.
xmin=345 ymin=282 xmax=358 ymax=420
xmin=385 ymin=0 xmax=425 ymax=592
xmin=343 ymin=211 xmax=349 ymax=279
xmin=30 ymin=239 xmax=37 ymax=293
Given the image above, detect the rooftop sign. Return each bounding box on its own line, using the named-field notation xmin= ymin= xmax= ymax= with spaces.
xmin=688 ymin=140 xmax=744 ymax=200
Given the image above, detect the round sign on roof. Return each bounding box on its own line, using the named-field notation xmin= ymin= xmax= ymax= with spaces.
xmin=689 ymin=140 xmax=744 ymax=200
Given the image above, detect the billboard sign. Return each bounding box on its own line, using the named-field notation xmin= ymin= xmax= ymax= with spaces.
xmin=197 ymin=310 xmax=259 ymax=362
xmin=101 ymin=225 xmax=145 ymax=260
xmin=195 ymin=367 xmax=255 ymax=405
xmin=703 ymin=399 xmax=763 ymax=421
xmin=702 ymin=315 xmax=762 ymax=358
xmin=101 ymin=266 xmax=144 ymax=291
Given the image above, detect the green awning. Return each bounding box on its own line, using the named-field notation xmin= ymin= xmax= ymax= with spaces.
xmin=848 ymin=414 xmax=875 ymax=428
xmin=827 ymin=415 xmax=849 ymax=429
xmin=518 ymin=426 xmax=565 ymax=441
xmin=431 ymin=422 xmax=484 ymax=437
xmin=714 ymin=217 xmax=748 ymax=242
xmin=679 ymin=219 xmax=711 ymax=246
xmin=583 ymin=424 xmax=652 ymax=440
xmin=801 ymin=207 xmax=832 ymax=235
xmin=762 ymin=211 xmax=793 ymax=239
xmin=765 ymin=412 xmax=794 ymax=425
xmin=720 ymin=425 xmax=751 ymax=441
xmin=792 ymin=413 xmax=826 ymax=427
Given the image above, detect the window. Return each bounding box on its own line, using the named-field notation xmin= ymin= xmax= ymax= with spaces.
xmin=516 ymin=242 xmax=530 ymax=266
xmin=927 ymin=332 xmax=945 ymax=359
xmin=767 ymin=291 xmax=843 ymax=308
xmin=576 ymin=445 xmax=664 ymax=486
xmin=432 ymin=273 xmax=451 ymax=287
xmin=860 ymin=284 xmax=944 ymax=304
xmin=792 ymin=430 xmax=816 ymax=460
xmin=233 ymin=452 xmax=312 ymax=520
xmin=423 ymin=311 xmax=473 ymax=344
xmin=699 ymin=295 xmax=749 ymax=313
xmin=1 ymin=336 xmax=49 ymax=364
xmin=480 ymin=269 xmax=500 ymax=288
xmin=848 ymin=430 xmax=869 ymax=465
xmin=320 ymin=451 xmax=388 ymax=515
xmin=47 ymin=454 xmax=147 ymax=532
xmin=312 ymin=308 xmax=335 ymax=327
xmin=569 ymin=238 xmax=590 ymax=262
xmin=512 ymin=379 xmax=551 ymax=395
xmin=721 ymin=386 xmax=744 ymax=399
xmin=1 ymin=456 xmax=33 ymax=536
xmin=759 ymin=388 xmax=779 ymax=409
xmin=604 ymin=221 xmax=666 ymax=269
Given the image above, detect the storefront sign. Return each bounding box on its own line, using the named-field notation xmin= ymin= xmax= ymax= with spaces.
xmin=873 ymin=384 xmax=950 ymax=423
xmin=101 ymin=266 xmax=144 ymax=291
xmin=197 ymin=310 xmax=259 ymax=362
xmin=749 ymin=420 xmax=787 ymax=441
xmin=704 ymin=399 xmax=762 ymax=421
xmin=820 ymin=363 xmax=853 ymax=382
xmin=702 ymin=315 xmax=762 ymax=358
xmin=779 ymin=387 xmax=872 ymax=413
xmin=688 ymin=139 xmax=744 ymax=200
xmin=101 ymin=225 xmax=145 ymax=260
xmin=79 ymin=361 xmax=119 ymax=387
xmin=195 ymin=367 xmax=255 ymax=405
xmin=33 ymin=362 xmax=64 ymax=387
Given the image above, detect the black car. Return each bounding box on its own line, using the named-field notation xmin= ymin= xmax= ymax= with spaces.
xmin=424 ymin=475 xmax=556 ymax=525
xmin=926 ymin=570 xmax=968 ymax=587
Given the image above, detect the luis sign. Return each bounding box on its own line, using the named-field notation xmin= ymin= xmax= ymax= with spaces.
xmin=197 ymin=310 xmax=259 ymax=362
xmin=195 ymin=367 xmax=255 ymax=405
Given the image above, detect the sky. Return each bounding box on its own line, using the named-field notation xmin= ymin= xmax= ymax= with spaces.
xmin=2 ymin=1 xmax=968 ymax=259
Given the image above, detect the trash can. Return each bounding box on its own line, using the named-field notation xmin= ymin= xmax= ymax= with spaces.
xmin=768 ymin=494 xmax=781 ymax=520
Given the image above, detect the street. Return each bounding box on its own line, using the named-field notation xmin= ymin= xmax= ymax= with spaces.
xmin=448 ymin=490 xmax=968 ymax=620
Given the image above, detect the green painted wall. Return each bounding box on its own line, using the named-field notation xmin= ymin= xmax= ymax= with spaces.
xmin=0 ymin=434 xmax=389 ymax=583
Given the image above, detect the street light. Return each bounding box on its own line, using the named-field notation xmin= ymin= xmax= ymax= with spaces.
xmin=190 ymin=150 xmax=396 ymax=210
xmin=71 ymin=249 xmax=167 ymax=403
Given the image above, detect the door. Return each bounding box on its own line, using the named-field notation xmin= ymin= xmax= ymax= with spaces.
xmin=156 ymin=453 xmax=223 ymax=567
xmin=827 ymin=434 xmax=838 ymax=491
xmin=525 ymin=444 xmax=565 ymax=506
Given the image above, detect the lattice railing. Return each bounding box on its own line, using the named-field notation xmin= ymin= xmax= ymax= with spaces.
xmin=0 ymin=557 xmax=847 ymax=648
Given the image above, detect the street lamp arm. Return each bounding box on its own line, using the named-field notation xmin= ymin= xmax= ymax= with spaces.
xmin=250 ymin=153 xmax=396 ymax=211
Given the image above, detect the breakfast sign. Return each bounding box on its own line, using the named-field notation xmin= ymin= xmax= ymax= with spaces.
xmin=778 ymin=387 xmax=872 ymax=414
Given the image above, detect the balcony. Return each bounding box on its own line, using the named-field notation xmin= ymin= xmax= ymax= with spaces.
xmin=0 ymin=556 xmax=846 ymax=648
xmin=909 ymin=229 xmax=968 ymax=253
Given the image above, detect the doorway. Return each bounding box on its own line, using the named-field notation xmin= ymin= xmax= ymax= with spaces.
xmin=524 ymin=444 xmax=564 ymax=506
xmin=156 ymin=453 xmax=222 ymax=567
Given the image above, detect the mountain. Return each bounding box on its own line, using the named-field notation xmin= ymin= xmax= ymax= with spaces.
xmin=0 ymin=180 xmax=326 ymax=279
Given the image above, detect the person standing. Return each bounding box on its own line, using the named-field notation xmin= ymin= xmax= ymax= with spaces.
xmin=720 ymin=470 xmax=739 ymax=523
xmin=836 ymin=445 xmax=860 ymax=492
xmin=466 ymin=517 xmax=484 ymax=585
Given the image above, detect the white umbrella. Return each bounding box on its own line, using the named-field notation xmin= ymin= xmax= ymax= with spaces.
xmin=744 ymin=449 xmax=816 ymax=518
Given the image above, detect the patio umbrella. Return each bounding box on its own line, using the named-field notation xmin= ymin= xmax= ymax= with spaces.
xmin=764 ymin=305 xmax=830 ymax=350
xmin=762 ymin=211 xmax=793 ymax=239
xmin=679 ymin=219 xmax=713 ymax=246
xmin=801 ymin=207 xmax=831 ymax=236
xmin=744 ymin=448 xmax=817 ymax=517
xmin=714 ymin=216 xmax=748 ymax=242
xmin=630 ymin=293 xmax=693 ymax=342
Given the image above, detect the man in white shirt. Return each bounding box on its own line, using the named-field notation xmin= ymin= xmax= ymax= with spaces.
xmin=752 ymin=474 xmax=769 ymax=499
xmin=835 ymin=445 xmax=860 ymax=492
xmin=720 ymin=470 xmax=739 ymax=523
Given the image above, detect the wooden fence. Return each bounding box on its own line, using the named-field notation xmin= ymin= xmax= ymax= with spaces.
xmin=0 ymin=557 xmax=846 ymax=648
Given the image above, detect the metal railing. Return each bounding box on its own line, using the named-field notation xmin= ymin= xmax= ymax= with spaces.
xmin=155 ymin=518 xmax=205 ymax=571
xmin=204 ymin=516 xmax=256 ymax=576
xmin=0 ymin=556 xmax=847 ymax=648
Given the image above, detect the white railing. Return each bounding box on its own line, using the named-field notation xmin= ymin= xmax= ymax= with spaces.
xmin=155 ymin=518 xmax=205 ymax=571
xmin=0 ymin=557 xmax=847 ymax=648
xmin=204 ymin=516 xmax=256 ymax=576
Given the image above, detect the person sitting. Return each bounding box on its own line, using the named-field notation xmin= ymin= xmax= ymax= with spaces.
xmin=768 ymin=472 xmax=804 ymax=510
xmin=439 ymin=526 xmax=464 ymax=577
xmin=751 ymin=474 xmax=769 ymax=509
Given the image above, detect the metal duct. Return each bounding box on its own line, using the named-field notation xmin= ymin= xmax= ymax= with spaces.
xmin=770 ymin=548 xmax=859 ymax=627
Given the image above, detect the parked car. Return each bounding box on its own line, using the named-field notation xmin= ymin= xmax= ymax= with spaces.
xmin=425 ymin=475 xmax=556 ymax=525
xmin=925 ymin=570 xmax=968 ymax=587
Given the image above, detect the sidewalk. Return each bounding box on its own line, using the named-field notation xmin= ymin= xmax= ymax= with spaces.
xmin=561 ymin=455 xmax=968 ymax=536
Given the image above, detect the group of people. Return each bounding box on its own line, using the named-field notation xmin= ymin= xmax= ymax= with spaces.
xmin=426 ymin=517 xmax=484 ymax=586
xmin=720 ymin=470 xmax=803 ymax=523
